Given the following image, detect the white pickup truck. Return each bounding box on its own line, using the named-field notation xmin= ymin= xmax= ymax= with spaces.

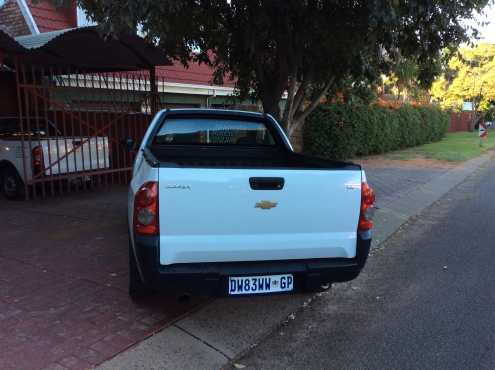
xmin=128 ymin=109 xmax=375 ymax=299
xmin=0 ymin=117 xmax=110 ymax=199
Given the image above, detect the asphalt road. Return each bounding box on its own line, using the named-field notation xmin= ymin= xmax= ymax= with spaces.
xmin=232 ymin=161 xmax=495 ymax=370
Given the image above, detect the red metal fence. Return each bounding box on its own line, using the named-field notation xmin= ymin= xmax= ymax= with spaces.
xmin=449 ymin=112 xmax=474 ymax=132
xmin=14 ymin=62 xmax=159 ymax=199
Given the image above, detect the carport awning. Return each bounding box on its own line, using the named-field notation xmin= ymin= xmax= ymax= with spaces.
xmin=0 ymin=27 xmax=170 ymax=72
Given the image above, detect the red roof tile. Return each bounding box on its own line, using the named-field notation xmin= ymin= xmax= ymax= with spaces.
xmin=27 ymin=0 xmax=76 ymax=33
xmin=23 ymin=0 xmax=234 ymax=88
xmin=156 ymin=61 xmax=235 ymax=87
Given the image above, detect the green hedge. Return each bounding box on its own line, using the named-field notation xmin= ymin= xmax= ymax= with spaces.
xmin=303 ymin=104 xmax=449 ymax=160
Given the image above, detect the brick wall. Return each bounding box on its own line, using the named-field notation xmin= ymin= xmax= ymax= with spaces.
xmin=0 ymin=0 xmax=31 ymax=37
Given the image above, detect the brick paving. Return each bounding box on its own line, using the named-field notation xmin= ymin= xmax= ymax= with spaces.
xmin=0 ymin=188 xmax=208 ymax=370
xmin=0 ymin=162 xmax=455 ymax=370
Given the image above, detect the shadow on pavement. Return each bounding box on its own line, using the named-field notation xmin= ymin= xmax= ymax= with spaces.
xmin=0 ymin=187 xmax=209 ymax=370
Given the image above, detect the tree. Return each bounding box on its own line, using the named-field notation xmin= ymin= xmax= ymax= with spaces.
xmin=380 ymin=55 xmax=442 ymax=104
xmin=78 ymin=0 xmax=489 ymax=133
xmin=382 ymin=59 xmax=420 ymax=102
xmin=431 ymin=43 xmax=495 ymax=113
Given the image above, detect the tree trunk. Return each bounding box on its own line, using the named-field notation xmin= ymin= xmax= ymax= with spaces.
xmin=254 ymin=48 xmax=290 ymax=126
xmin=261 ymin=94 xmax=282 ymax=121
xmin=287 ymin=78 xmax=333 ymax=136
xmin=261 ymin=73 xmax=332 ymax=136
xmin=281 ymin=76 xmax=297 ymax=129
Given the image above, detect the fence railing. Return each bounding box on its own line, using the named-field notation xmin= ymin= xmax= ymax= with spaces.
xmin=14 ymin=63 xmax=155 ymax=199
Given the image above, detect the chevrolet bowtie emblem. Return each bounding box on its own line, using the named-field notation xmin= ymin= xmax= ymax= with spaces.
xmin=255 ymin=200 xmax=278 ymax=210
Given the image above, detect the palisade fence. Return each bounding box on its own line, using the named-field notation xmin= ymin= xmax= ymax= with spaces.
xmin=14 ymin=61 xmax=172 ymax=200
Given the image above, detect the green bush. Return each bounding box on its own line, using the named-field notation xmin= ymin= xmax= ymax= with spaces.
xmin=303 ymin=104 xmax=449 ymax=160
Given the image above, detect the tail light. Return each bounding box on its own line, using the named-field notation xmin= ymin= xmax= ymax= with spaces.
xmin=358 ymin=182 xmax=375 ymax=231
xmin=32 ymin=145 xmax=44 ymax=176
xmin=133 ymin=182 xmax=159 ymax=235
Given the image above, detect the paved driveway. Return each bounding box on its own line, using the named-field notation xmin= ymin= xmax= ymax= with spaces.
xmin=0 ymin=188 xmax=207 ymax=370
xmin=0 ymin=158 xmax=455 ymax=370
xmin=359 ymin=158 xmax=452 ymax=208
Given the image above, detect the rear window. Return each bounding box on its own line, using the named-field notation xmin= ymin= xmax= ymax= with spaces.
xmin=153 ymin=117 xmax=276 ymax=146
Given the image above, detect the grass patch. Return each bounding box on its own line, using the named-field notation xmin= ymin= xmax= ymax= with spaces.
xmin=383 ymin=131 xmax=495 ymax=162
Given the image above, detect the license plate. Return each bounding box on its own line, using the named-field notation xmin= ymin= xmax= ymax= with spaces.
xmin=228 ymin=274 xmax=294 ymax=295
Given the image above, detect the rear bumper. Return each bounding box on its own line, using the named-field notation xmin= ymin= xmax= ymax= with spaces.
xmin=132 ymin=233 xmax=371 ymax=296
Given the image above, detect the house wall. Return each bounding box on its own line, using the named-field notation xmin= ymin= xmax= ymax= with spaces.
xmin=159 ymin=93 xmax=205 ymax=108
xmin=0 ymin=0 xmax=31 ymax=36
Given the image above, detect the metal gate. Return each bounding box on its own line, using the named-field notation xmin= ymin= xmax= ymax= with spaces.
xmin=14 ymin=62 xmax=158 ymax=199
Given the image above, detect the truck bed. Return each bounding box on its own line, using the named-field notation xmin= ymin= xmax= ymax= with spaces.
xmin=150 ymin=145 xmax=360 ymax=170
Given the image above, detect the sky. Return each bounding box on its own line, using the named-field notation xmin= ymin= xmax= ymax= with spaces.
xmin=467 ymin=3 xmax=495 ymax=43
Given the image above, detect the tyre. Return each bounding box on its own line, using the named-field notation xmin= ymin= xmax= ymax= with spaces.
xmin=129 ymin=241 xmax=154 ymax=300
xmin=1 ymin=167 xmax=25 ymax=200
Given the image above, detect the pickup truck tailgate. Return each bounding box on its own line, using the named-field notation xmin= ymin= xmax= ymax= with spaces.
xmin=41 ymin=137 xmax=109 ymax=175
xmin=158 ymin=168 xmax=362 ymax=265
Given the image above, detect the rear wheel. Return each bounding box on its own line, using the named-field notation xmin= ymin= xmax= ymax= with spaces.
xmin=129 ymin=241 xmax=154 ymax=300
xmin=1 ymin=167 xmax=25 ymax=200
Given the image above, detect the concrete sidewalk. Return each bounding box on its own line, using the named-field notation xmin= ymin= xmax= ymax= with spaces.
xmin=368 ymin=153 xmax=492 ymax=248
xmin=96 ymin=152 xmax=493 ymax=370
